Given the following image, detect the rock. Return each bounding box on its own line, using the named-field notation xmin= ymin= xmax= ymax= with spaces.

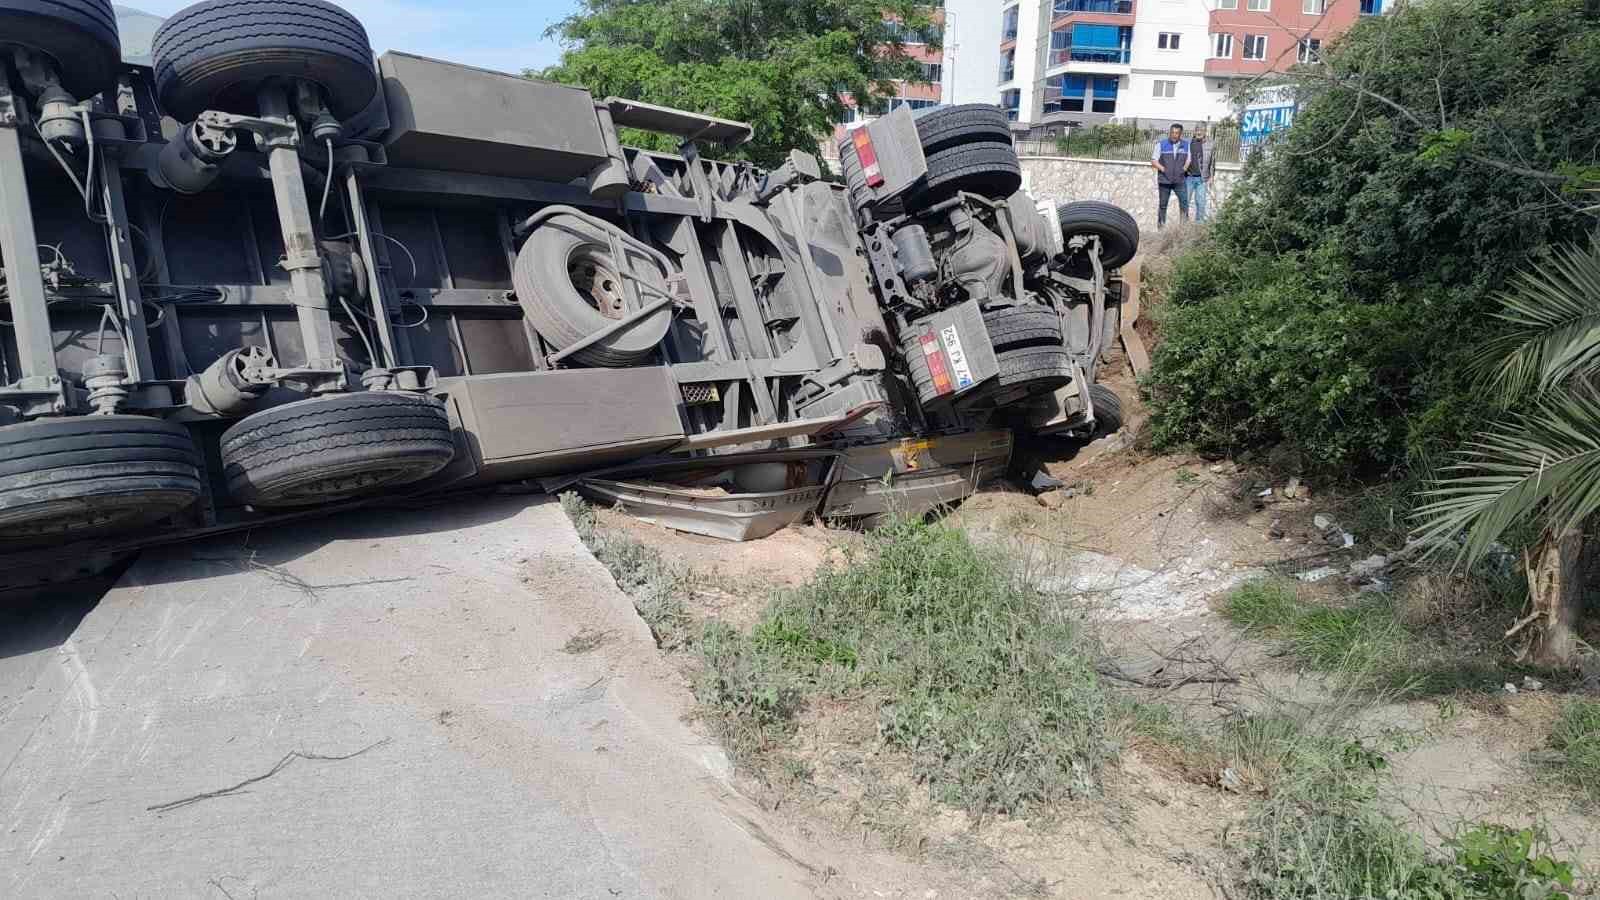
xmin=1284 ymin=477 xmax=1302 ymax=500
xmin=1314 ymin=514 xmax=1334 ymax=531
xmin=1357 ymin=579 xmax=1390 ymax=595
xmin=1267 ymin=519 xmax=1286 ymax=540
xmin=1522 ymin=676 xmax=1545 ymax=692
xmin=1209 ymin=464 xmax=1228 ymax=474
xmin=1342 ymin=532 xmax=1356 ymax=549
xmin=1504 ymin=682 xmax=1519 ymax=695
xmin=1038 ymin=490 xmax=1074 ymax=510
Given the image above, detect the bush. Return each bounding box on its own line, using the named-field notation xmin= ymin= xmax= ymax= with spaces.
xmin=1546 ymin=698 xmax=1600 ymax=807
xmin=1144 ymin=0 xmax=1600 ymax=476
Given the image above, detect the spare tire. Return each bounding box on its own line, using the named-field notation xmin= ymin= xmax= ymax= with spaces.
xmin=151 ymin=0 xmax=378 ymax=122
xmin=0 ymin=0 xmax=122 ymax=99
xmin=0 ymin=415 xmax=202 ymax=544
xmin=221 ymin=390 xmax=454 ymax=508
xmin=513 ymin=216 xmax=673 ymax=368
xmin=914 ymin=104 xmax=1013 ymax=154
xmin=908 ymin=142 xmax=1022 ymax=210
xmin=1058 ymin=201 xmax=1140 ymax=274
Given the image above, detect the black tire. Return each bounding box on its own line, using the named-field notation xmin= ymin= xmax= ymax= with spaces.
xmin=908 ymin=142 xmax=1022 ymax=210
xmin=0 ymin=415 xmax=202 ymax=544
xmin=0 ymin=0 xmax=121 ymax=99
xmin=513 ymin=215 xmax=672 ymax=368
xmin=914 ymin=104 xmax=1013 ymax=154
xmin=983 ymin=305 xmax=1063 ymax=352
xmin=994 ymin=346 xmax=1071 ymax=406
xmin=1058 ymin=201 xmax=1140 ymax=274
xmin=1089 ymin=383 xmax=1125 ymax=434
xmin=221 ymin=391 xmax=454 ymax=508
xmin=151 ymin=0 xmax=378 ymax=122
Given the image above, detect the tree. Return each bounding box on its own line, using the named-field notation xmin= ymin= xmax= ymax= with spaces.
xmin=1415 ymin=238 xmax=1600 ymax=666
xmin=539 ymin=0 xmax=937 ymax=168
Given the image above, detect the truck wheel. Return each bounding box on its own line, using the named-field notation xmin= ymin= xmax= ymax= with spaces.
xmin=0 ymin=0 xmax=121 ymax=100
xmin=0 ymin=415 xmax=202 ymax=544
xmin=993 ymin=346 xmax=1071 ymax=406
xmin=221 ymin=391 xmax=454 ymax=508
xmin=513 ymin=216 xmax=673 ymax=368
xmin=1089 ymin=383 xmax=1125 ymax=434
xmin=984 ymin=305 xmax=1063 ymax=351
xmin=908 ymin=142 xmax=1022 ymax=210
xmin=914 ymin=104 xmax=1013 ymax=154
xmin=1058 ymin=201 xmax=1140 ymax=274
xmin=150 ymin=0 xmax=378 ymax=122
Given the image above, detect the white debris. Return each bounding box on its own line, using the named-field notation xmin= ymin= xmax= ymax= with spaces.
xmin=1297 ymin=566 xmax=1341 ymax=583
xmin=1523 ymin=676 xmax=1545 ymax=692
xmin=1314 ymin=514 xmax=1335 ymax=531
xmin=1504 ymin=683 xmax=1519 ymax=695
xmin=1342 ymin=531 xmax=1356 ymax=549
xmin=1220 ymin=768 xmax=1243 ymax=793
xmin=1284 ymin=477 xmax=1302 ymax=499
xmin=1258 ymin=487 xmax=1275 ymax=498
xmin=1348 ymin=554 xmax=1389 ymax=579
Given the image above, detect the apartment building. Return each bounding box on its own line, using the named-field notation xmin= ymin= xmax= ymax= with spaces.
xmin=942 ymin=0 xmax=1382 ymax=133
xmin=828 ymin=12 xmax=946 ymax=156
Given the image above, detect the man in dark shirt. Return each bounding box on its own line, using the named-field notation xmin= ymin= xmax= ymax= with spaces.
xmin=1151 ymin=123 xmax=1190 ymax=229
xmin=1186 ymin=125 xmax=1217 ymax=223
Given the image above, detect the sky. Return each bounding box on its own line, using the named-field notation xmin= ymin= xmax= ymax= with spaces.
xmin=126 ymin=0 xmax=581 ymax=75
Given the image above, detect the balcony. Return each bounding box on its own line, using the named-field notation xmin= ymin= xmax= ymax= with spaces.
xmin=1050 ymin=46 xmax=1131 ymax=66
xmin=1053 ymin=0 xmax=1133 ymax=14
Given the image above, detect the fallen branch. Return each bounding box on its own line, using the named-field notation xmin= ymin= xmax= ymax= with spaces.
xmin=148 ymin=738 xmax=392 ymax=814
xmin=1097 ymin=665 xmax=1240 ymax=690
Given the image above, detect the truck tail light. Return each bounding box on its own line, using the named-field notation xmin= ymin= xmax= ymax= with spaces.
xmin=850 ymin=128 xmax=886 ymax=189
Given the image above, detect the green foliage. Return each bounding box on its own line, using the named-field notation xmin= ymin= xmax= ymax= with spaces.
xmin=1055 ymin=123 xmax=1149 ymax=157
xmin=560 ymin=493 xmax=695 ymax=649
xmin=1221 ymin=580 xmax=1507 ymax=698
xmin=540 ymin=0 xmax=936 ymax=167
xmin=1144 ymin=0 xmax=1600 ymax=475
xmin=696 ymin=518 xmax=1112 ymax=816
xmin=1449 ymin=825 xmax=1577 ymax=899
xmin=1545 ymin=697 xmax=1600 ymax=806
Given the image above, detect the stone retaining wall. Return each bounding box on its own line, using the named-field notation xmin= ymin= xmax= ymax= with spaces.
xmin=1020 ymin=156 xmax=1244 ymax=232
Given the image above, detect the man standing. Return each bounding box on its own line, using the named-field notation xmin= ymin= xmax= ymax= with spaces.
xmin=1186 ymin=125 xmax=1217 ymax=223
xmin=1151 ymin=123 xmax=1189 ymax=229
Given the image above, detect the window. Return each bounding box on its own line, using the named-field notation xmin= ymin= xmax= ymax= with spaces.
xmin=1045 ymin=74 xmax=1088 ymax=113
xmin=884 ymin=20 xmax=939 ymax=44
xmin=1051 ymin=24 xmax=1132 ymax=65
xmin=919 ymin=62 xmax=943 ymax=82
xmin=1211 ymin=33 xmax=1234 ymax=58
xmin=1243 ymin=34 xmax=1267 ymax=60
xmin=999 ymin=48 xmax=1016 ymax=83
xmin=1054 ymin=0 xmax=1133 ymax=13
xmin=887 ymin=97 xmax=939 ymax=113
xmin=1157 ymin=32 xmax=1181 ymax=50
xmin=1297 ymin=38 xmax=1321 ymax=62
xmin=1302 ymin=0 xmax=1324 ymax=11
xmin=1217 ymin=0 xmax=1238 ymax=8
xmin=1152 ymin=79 xmax=1177 ymax=98
xmin=1002 ymin=5 xmax=1019 ymax=41
xmin=1001 ymin=89 xmax=1021 ymax=121
xmin=1360 ymin=0 xmax=1382 ymax=12
xmin=1246 ymin=0 xmax=1269 ymax=10
xmin=1091 ymin=76 xmax=1118 ymax=113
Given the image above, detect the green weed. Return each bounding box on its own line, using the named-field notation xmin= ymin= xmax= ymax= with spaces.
xmin=561 ymin=493 xmax=695 ymax=649
xmin=1222 ymin=580 xmax=1504 ymax=698
xmin=698 ymin=518 xmax=1111 ymax=817
xmin=1545 ymin=697 xmax=1600 ymax=807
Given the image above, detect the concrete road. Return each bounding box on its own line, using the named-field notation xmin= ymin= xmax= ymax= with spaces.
xmin=0 ymin=496 xmax=828 ymax=898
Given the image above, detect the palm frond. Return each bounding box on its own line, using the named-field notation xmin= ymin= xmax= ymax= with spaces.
xmin=1413 ymin=386 xmax=1600 ymax=564
xmin=1478 ymin=234 xmax=1600 ymax=402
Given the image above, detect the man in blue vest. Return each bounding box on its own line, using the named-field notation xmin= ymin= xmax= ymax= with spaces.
xmin=1150 ymin=123 xmax=1190 ymax=229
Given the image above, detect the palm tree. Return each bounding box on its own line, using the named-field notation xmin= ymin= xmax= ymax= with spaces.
xmin=1414 ymin=235 xmax=1600 ymax=666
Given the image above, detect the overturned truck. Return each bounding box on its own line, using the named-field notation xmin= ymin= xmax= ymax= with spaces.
xmin=0 ymin=0 xmax=1140 ymax=583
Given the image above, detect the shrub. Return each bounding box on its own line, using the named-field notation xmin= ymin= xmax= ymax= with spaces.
xmin=1144 ymin=0 xmax=1600 ymax=476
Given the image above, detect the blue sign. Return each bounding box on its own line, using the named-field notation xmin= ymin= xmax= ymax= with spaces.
xmin=1240 ymin=104 xmax=1296 ymax=146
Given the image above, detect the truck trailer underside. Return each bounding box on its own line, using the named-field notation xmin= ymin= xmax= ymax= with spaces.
xmin=0 ymin=1 xmax=1137 ymax=588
